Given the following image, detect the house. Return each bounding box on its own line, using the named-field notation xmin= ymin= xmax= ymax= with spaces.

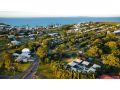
xmin=8 ymin=35 xmax=15 ymax=38
xmin=113 ymin=30 xmax=120 ymax=34
xmin=71 ymin=67 xmax=77 ymax=71
xmin=22 ymin=48 xmax=30 ymax=54
xmin=14 ymin=48 xmax=33 ymax=62
xmin=11 ymin=40 xmax=21 ymax=45
xmin=18 ymin=36 xmax=24 ymax=38
xmin=67 ymin=59 xmax=101 ymax=73
xmin=15 ymin=53 xmax=31 ymax=62
xmin=107 ymin=31 xmax=111 ymax=34
xmin=88 ymin=57 xmax=94 ymax=61
xmin=75 ymin=59 xmax=83 ymax=63
xmin=92 ymin=64 xmax=101 ymax=69
xmin=29 ymin=34 xmax=35 ymax=37
xmin=30 ymin=37 xmax=35 ymax=40
xmin=0 ymin=25 xmax=5 ymax=30
xmin=21 ymin=48 xmax=31 ymax=58
xmin=78 ymin=50 xmax=83 ymax=54
xmin=48 ymin=33 xmax=58 ymax=36
xmin=68 ymin=61 xmax=78 ymax=67
xmin=87 ymin=67 xmax=96 ymax=72
xmin=82 ymin=61 xmax=90 ymax=66
xmin=20 ymin=53 xmax=31 ymax=58
xmin=16 ymin=56 xmax=28 ymax=62
xmin=19 ymin=33 xmax=25 ymax=35
xmin=13 ymin=53 xmax=19 ymax=57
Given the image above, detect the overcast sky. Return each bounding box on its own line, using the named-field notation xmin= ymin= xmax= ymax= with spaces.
xmin=0 ymin=0 xmax=120 ymax=17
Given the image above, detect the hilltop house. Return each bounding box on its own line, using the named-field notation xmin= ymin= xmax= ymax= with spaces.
xmin=13 ymin=48 xmax=33 ymax=62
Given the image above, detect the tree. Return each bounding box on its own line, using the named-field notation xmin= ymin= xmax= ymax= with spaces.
xmin=105 ymin=41 xmax=117 ymax=50
xmin=105 ymin=33 xmax=117 ymax=41
xmin=101 ymin=54 xmax=120 ymax=68
xmin=36 ymin=46 xmax=48 ymax=59
xmin=86 ymin=46 xmax=102 ymax=57
xmin=1 ymin=53 xmax=12 ymax=71
xmin=93 ymin=39 xmax=103 ymax=47
xmin=42 ymin=39 xmax=49 ymax=46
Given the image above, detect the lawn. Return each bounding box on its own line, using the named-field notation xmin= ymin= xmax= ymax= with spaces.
xmin=36 ymin=64 xmax=57 ymax=79
xmin=0 ymin=70 xmax=21 ymax=76
xmin=17 ymin=63 xmax=31 ymax=71
xmin=62 ymin=57 xmax=77 ymax=63
xmin=101 ymin=22 xmax=120 ymax=25
xmin=0 ymin=63 xmax=31 ymax=76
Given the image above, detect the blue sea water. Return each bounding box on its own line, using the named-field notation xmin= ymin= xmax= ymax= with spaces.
xmin=0 ymin=17 xmax=120 ymax=27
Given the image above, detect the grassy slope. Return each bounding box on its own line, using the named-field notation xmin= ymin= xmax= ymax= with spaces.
xmin=36 ymin=64 xmax=57 ymax=79
xmin=100 ymin=22 xmax=120 ymax=25
xmin=18 ymin=63 xmax=31 ymax=71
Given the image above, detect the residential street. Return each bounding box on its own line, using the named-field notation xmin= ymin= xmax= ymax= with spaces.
xmin=22 ymin=56 xmax=39 ymax=79
xmin=13 ymin=55 xmax=40 ymax=79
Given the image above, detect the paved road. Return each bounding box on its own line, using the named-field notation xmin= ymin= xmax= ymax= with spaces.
xmin=12 ymin=55 xmax=40 ymax=79
xmin=21 ymin=56 xmax=39 ymax=79
xmin=0 ymin=55 xmax=40 ymax=79
xmin=23 ymin=60 xmax=39 ymax=79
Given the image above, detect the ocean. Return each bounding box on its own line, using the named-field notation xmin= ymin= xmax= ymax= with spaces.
xmin=0 ymin=17 xmax=120 ymax=27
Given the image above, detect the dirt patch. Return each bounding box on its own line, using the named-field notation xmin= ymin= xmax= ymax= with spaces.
xmin=63 ymin=58 xmax=79 ymax=63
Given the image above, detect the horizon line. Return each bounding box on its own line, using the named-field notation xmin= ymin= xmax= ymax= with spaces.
xmin=0 ymin=11 xmax=120 ymax=18
xmin=0 ymin=16 xmax=120 ymax=18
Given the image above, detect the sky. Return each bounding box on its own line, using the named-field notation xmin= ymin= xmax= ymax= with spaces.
xmin=0 ymin=0 xmax=120 ymax=17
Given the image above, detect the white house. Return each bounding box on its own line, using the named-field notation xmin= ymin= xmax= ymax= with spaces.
xmin=30 ymin=37 xmax=35 ymax=40
xmin=92 ymin=64 xmax=101 ymax=69
xmin=14 ymin=48 xmax=32 ymax=62
xmin=21 ymin=48 xmax=31 ymax=58
xmin=48 ymin=33 xmax=58 ymax=36
xmin=107 ymin=31 xmax=111 ymax=34
xmin=74 ymin=28 xmax=79 ymax=31
xmin=78 ymin=50 xmax=83 ymax=54
xmin=113 ymin=30 xmax=120 ymax=34
xmin=75 ymin=59 xmax=83 ymax=63
xmin=68 ymin=61 xmax=77 ymax=67
xmin=22 ymin=58 xmax=28 ymax=62
xmin=22 ymin=48 xmax=30 ymax=54
xmin=71 ymin=67 xmax=77 ymax=71
xmin=8 ymin=35 xmax=15 ymax=38
xmin=87 ymin=67 xmax=96 ymax=72
xmin=82 ymin=61 xmax=90 ymax=66
xmin=13 ymin=53 xmax=19 ymax=56
xmin=20 ymin=53 xmax=31 ymax=58
xmin=11 ymin=40 xmax=21 ymax=45
xmin=16 ymin=56 xmax=28 ymax=62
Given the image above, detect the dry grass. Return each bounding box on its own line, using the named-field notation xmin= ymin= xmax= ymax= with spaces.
xmin=36 ymin=64 xmax=57 ymax=79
